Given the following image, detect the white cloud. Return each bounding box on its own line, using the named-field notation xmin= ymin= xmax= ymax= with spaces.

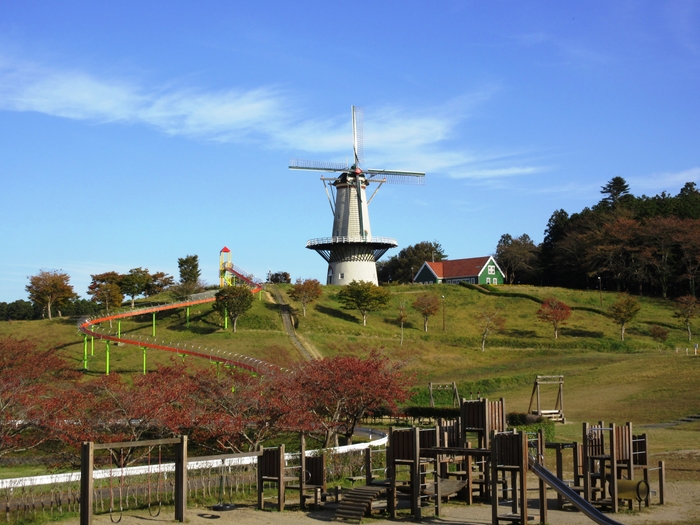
xmin=0 ymin=56 xmax=544 ymax=184
xmin=629 ymin=167 xmax=700 ymax=194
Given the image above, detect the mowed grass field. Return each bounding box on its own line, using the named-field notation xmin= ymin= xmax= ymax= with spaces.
xmin=2 ymin=283 xmax=699 ymax=482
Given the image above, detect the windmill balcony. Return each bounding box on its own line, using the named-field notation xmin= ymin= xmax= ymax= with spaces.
xmin=306 ymin=236 xmax=398 ymax=247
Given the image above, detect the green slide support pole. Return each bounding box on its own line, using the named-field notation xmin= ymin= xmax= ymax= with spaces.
xmin=186 ymin=306 xmax=190 ymax=328
xmin=152 ymin=312 xmax=156 ymax=337
xmin=117 ymin=320 xmax=121 ymax=339
xmin=91 ymin=336 xmax=94 ymax=356
xmin=224 ymin=308 xmax=228 ymax=330
xmin=83 ymin=334 xmax=88 ymax=370
xmin=105 ymin=340 xmax=110 ymax=376
xmin=143 ymin=347 xmax=147 ymax=375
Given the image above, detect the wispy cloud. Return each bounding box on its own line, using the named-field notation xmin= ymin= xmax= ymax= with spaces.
xmin=630 ymin=167 xmax=700 ymax=194
xmin=0 ymin=56 xmax=547 ymax=183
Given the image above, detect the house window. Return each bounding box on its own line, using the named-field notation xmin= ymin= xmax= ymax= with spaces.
xmin=339 ymin=273 xmax=344 ymax=279
xmin=488 ymin=266 xmax=495 ymax=275
xmin=486 ymin=278 xmax=491 ymax=284
xmin=492 ymin=278 xmax=497 ymax=285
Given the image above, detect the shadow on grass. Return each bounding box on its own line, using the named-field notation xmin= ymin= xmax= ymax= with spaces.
xmin=315 ymin=305 xmax=358 ymax=324
xmin=382 ymin=317 xmax=417 ymax=330
xmin=561 ymin=327 xmax=605 ymax=338
xmin=502 ymin=329 xmax=538 ymax=338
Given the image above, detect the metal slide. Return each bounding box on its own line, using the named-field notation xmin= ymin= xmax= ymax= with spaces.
xmin=528 ymin=458 xmax=625 ymax=525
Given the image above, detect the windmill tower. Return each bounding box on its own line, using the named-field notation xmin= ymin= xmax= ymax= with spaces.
xmin=290 ymin=106 xmax=425 ymax=285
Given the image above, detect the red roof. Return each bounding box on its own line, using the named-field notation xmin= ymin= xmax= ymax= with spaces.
xmin=220 ymin=246 xmax=231 ymax=253
xmin=425 ymin=257 xmax=491 ymax=279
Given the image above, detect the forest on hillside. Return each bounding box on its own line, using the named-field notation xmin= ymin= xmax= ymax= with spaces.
xmin=495 ymin=178 xmax=700 ymax=298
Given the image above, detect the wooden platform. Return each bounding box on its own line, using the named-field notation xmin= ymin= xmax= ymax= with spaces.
xmin=334 ymin=485 xmax=387 ymax=523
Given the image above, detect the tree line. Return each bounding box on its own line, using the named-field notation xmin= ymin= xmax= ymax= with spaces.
xmin=2 ymin=255 xmax=204 ymax=321
xmin=0 ymin=338 xmax=409 ymax=465
xmin=496 ymin=178 xmax=700 ymax=298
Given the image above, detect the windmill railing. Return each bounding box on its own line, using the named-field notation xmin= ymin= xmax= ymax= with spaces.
xmin=307 ymin=236 xmax=398 ymax=247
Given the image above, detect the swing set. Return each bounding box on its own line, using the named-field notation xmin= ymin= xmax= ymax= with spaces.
xmin=80 ymin=437 xmax=187 ymax=525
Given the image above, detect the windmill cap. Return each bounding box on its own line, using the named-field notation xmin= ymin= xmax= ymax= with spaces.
xmin=221 ymin=246 xmax=231 ymax=253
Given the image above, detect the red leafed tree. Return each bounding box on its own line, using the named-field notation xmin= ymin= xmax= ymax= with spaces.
xmin=411 ymin=293 xmax=440 ymax=332
xmin=291 ymin=350 xmax=411 ymax=447
xmin=0 ymin=338 xmax=78 ymax=458
xmin=191 ymin=367 xmax=307 ymax=452
xmin=289 ymin=278 xmax=323 ymax=317
xmin=54 ymin=362 xmax=199 ymax=464
xmin=536 ymin=297 xmax=572 ymax=339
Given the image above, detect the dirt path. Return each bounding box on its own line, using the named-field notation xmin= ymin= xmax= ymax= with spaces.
xmin=268 ymin=285 xmax=321 ymax=361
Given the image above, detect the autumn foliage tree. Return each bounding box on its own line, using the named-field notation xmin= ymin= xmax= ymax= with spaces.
xmin=25 ymin=270 xmax=76 ymax=319
xmin=608 ymin=293 xmax=641 ymax=341
xmin=674 ymin=295 xmax=699 ymax=342
xmin=337 ymin=280 xmax=391 ymax=326
xmin=289 ymin=278 xmax=323 ymax=317
xmin=87 ymin=272 xmax=124 ymax=312
xmin=191 ymin=367 xmax=305 ymax=452
xmin=290 ymin=350 xmax=410 ymax=447
xmin=536 ymin=297 xmax=572 ymax=339
xmin=475 ymin=307 xmax=506 ymax=351
xmin=213 ymin=285 xmax=254 ymax=332
xmin=0 ymin=338 xmax=77 ymax=458
xmin=412 ymin=293 xmax=440 ymax=332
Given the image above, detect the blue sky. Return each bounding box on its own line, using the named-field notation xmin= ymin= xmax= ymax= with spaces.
xmin=1 ymin=1 xmax=699 ymax=301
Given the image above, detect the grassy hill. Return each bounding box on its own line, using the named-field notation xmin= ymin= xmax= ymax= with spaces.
xmin=2 ymin=283 xmax=699 ymax=482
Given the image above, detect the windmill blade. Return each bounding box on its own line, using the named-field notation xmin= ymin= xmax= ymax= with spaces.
xmin=365 ymin=169 xmax=426 ymax=185
xmin=352 ymin=106 xmax=364 ymax=168
xmin=289 ymin=158 xmax=350 ymax=172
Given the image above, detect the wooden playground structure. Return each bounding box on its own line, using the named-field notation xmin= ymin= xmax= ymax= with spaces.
xmin=77 ymin=393 xmax=667 ymax=525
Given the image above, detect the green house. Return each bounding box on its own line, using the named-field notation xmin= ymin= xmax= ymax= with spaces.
xmin=413 ymin=256 xmax=505 ymax=285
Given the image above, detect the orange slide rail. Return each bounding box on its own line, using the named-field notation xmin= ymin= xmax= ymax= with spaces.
xmin=77 ymin=274 xmax=283 ymax=375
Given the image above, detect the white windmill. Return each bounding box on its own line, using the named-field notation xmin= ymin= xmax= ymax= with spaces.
xmin=290 ymin=106 xmax=425 ymax=285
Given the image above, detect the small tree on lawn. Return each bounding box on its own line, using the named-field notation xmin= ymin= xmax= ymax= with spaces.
xmin=674 ymin=295 xmax=699 ymax=342
xmin=289 ymin=278 xmax=323 ymax=317
xmin=608 ymin=293 xmax=641 ymax=341
xmin=26 ymin=269 xmax=77 ymax=319
xmin=412 ymin=293 xmax=440 ymax=332
xmin=475 ymin=307 xmax=505 ymax=351
xmin=337 ymin=280 xmax=390 ymax=326
xmin=536 ymin=297 xmax=571 ymax=339
xmin=397 ymin=302 xmax=408 ymax=345
xmin=119 ymin=268 xmax=152 ymax=308
xmin=213 ymin=285 xmax=254 ymax=332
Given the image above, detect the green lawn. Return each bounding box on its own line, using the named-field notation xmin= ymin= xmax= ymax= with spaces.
xmin=2 ymin=283 xmax=699 ymax=483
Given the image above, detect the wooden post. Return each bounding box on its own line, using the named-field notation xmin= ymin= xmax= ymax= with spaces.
xmin=365 ymin=447 xmax=372 ymax=485
xmin=538 ymin=430 xmax=547 ymax=524
xmin=257 ymin=447 xmax=264 ymax=510
xmin=387 ymin=438 xmax=396 ymax=519
xmin=300 ymin=434 xmax=307 ymax=510
xmin=610 ymin=423 xmax=618 ymax=513
xmin=411 ymin=427 xmax=421 ymax=520
xmin=80 ymin=442 xmax=94 ymax=525
xmin=278 ymin=444 xmax=286 ymax=511
xmin=174 ymin=435 xmax=187 ymax=522
xmin=519 ymin=432 xmax=528 ymax=525
xmin=659 ymin=461 xmax=665 ymax=505
xmin=583 ymin=422 xmax=591 ymax=502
